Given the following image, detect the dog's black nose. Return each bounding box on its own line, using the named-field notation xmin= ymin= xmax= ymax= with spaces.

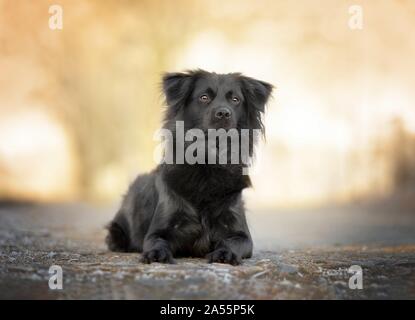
xmin=215 ymin=107 xmax=232 ymax=120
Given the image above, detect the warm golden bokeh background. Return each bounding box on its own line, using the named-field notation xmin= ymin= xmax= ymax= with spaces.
xmin=1 ymin=0 xmax=414 ymax=208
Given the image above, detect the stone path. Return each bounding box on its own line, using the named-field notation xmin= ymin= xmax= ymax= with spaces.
xmin=0 ymin=201 xmax=414 ymax=299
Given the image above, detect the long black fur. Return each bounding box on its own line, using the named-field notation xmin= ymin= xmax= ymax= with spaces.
xmin=106 ymin=70 xmax=273 ymax=265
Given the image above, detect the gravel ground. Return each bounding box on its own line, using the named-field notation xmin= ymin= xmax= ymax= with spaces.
xmin=0 ymin=200 xmax=415 ymax=299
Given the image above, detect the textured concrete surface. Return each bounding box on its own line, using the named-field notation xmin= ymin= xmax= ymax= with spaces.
xmin=0 ymin=199 xmax=415 ymax=299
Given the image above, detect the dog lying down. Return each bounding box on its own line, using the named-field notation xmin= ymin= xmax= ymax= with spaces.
xmin=106 ymin=70 xmax=273 ymax=265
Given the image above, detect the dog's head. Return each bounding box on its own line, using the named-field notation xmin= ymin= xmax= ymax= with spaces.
xmin=162 ymin=70 xmax=273 ymax=134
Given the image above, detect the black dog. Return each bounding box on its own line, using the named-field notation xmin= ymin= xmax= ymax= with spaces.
xmin=106 ymin=70 xmax=272 ymax=265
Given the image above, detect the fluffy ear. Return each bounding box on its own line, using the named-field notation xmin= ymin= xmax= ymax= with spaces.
xmin=162 ymin=72 xmax=194 ymax=110
xmin=240 ymin=76 xmax=273 ymax=137
xmin=240 ymin=76 xmax=273 ymax=113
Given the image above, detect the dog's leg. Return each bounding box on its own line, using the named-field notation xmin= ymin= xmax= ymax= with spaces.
xmin=206 ymin=209 xmax=253 ymax=265
xmin=141 ymin=236 xmax=175 ymax=264
xmin=207 ymin=232 xmax=252 ymax=265
xmin=140 ymin=202 xmax=177 ymax=264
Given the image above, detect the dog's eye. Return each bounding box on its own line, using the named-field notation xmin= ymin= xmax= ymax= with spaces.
xmin=199 ymin=94 xmax=210 ymax=103
xmin=231 ymin=96 xmax=240 ymax=104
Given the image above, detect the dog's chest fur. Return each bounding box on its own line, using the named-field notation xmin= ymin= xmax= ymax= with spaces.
xmin=163 ymin=164 xmax=250 ymax=208
xmin=161 ymin=164 xmax=250 ymax=256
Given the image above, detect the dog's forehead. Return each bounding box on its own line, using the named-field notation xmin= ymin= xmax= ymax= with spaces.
xmin=195 ymin=73 xmax=241 ymax=92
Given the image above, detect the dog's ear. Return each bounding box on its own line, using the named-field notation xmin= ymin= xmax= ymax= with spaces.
xmin=240 ymin=76 xmax=273 ymax=113
xmin=240 ymin=76 xmax=273 ymax=136
xmin=162 ymin=72 xmax=194 ymax=110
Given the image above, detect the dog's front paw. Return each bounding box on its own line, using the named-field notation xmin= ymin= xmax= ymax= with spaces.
xmin=140 ymin=248 xmax=175 ymax=264
xmin=206 ymin=248 xmax=241 ymax=265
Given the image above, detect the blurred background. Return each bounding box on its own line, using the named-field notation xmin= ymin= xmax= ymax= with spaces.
xmin=1 ymin=0 xmax=415 ymax=210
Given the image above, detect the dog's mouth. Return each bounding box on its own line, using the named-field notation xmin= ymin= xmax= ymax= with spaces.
xmin=207 ymin=119 xmax=236 ymax=131
xmin=212 ymin=123 xmax=232 ymax=130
